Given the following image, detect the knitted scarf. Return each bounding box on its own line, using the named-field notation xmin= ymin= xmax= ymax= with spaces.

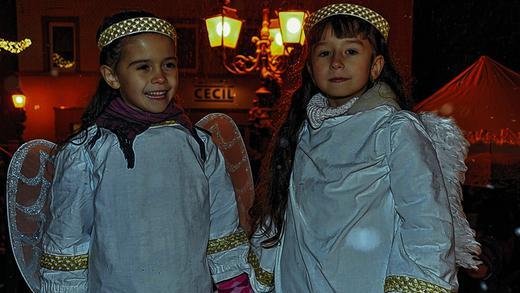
xmin=96 ymin=97 xmax=203 ymax=168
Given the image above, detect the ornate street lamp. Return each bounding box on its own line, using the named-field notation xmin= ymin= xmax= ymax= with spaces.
xmin=205 ymin=0 xmax=306 ymax=85
xmin=205 ymin=0 xmax=306 ymax=167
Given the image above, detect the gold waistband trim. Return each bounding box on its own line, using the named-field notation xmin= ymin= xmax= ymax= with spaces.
xmin=384 ymin=275 xmax=451 ymax=293
xmin=247 ymin=248 xmax=274 ymax=287
xmin=207 ymin=230 xmax=248 ymax=255
xmin=40 ymin=253 xmax=89 ymax=271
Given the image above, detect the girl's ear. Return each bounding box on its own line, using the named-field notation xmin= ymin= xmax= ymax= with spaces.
xmin=370 ymin=55 xmax=385 ymax=81
xmin=100 ymin=65 xmax=120 ymax=89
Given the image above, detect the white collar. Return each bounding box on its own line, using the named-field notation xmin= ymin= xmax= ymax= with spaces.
xmin=306 ymin=82 xmax=400 ymax=129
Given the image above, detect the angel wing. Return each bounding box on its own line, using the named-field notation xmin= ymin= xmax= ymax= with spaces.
xmin=196 ymin=113 xmax=255 ymax=235
xmin=419 ymin=112 xmax=481 ymax=269
xmin=6 ymin=139 xmax=56 ymax=293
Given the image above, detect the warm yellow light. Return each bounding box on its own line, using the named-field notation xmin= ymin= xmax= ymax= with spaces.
xmin=275 ymin=31 xmax=283 ymax=46
xmin=279 ymin=11 xmax=305 ymax=44
xmin=0 ymin=38 xmax=32 ymax=54
xmin=52 ymin=53 xmax=75 ymax=69
xmin=205 ymin=13 xmax=243 ymax=49
xmin=217 ymin=21 xmax=231 ymax=37
xmin=269 ymin=28 xmax=284 ymax=56
xmin=286 ymin=17 xmax=301 ymax=34
xmin=206 ymin=16 xmax=224 ymax=47
xmin=12 ymin=94 xmax=27 ymax=109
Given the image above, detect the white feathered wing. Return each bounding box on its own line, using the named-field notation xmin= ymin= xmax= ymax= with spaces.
xmin=419 ymin=112 xmax=481 ymax=269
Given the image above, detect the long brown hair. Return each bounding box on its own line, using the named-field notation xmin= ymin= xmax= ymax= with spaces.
xmin=250 ymin=15 xmax=409 ymax=247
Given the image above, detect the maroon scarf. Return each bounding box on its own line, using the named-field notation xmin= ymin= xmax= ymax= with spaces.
xmin=96 ymin=97 xmax=202 ymax=168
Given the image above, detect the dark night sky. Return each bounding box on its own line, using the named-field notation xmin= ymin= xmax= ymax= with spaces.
xmin=412 ymin=0 xmax=519 ymax=104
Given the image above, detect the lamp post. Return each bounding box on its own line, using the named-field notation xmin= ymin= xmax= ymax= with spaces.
xmin=205 ymin=0 xmax=306 ymax=175
xmin=205 ymin=0 xmax=305 ymax=132
xmin=8 ymin=89 xmax=27 ymax=144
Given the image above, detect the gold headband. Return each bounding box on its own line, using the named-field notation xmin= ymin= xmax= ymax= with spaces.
xmin=304 ymin=3 xmax=389 ymax=40
xmin=97 ymin=17 xmax=176 ymax=49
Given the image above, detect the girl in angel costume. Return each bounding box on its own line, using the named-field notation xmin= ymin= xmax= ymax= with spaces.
xmin=249 ymin=3 xmax=481 ymax=292
xmin=6 ymin=10 xmax=271 ymax=293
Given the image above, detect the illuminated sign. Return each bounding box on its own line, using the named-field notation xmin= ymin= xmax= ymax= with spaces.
xmin=194 ymin=84 xmax=236 ymax=102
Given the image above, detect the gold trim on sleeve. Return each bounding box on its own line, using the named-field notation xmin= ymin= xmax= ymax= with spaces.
xmin=247 ymin=248 xmax=274 ymax=287
xmin=384 ymin=275 xmax=451 ymax=293
xmin=40 ymin=253 xmax=89 ymax=271
xmin=207 ymin=230 xmax=248 ymax=255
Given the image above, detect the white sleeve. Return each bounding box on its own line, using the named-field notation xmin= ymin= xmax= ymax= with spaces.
xmin=203 ymin=137 xmax=273 ymax=292
xmin=40 ymin=143 xmax=94 ymax=293
xmin=384 ymin=112 xmax=457 ymax=292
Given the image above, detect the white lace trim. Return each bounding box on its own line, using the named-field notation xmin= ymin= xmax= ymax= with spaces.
xmin=306 ymin=92 xmax=360 ymax=129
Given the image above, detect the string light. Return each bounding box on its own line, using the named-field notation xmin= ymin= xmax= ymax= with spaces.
xmin=51 ymin=53 xmax=75 ymax=69
xmin=0 ymin=38 xmax=32 ymax=54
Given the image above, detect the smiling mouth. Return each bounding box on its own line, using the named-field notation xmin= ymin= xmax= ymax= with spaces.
xmin=329 ymin=78 xmax=349 ymax=83
xmin=145 ymin=90 xmax=169 ymax=99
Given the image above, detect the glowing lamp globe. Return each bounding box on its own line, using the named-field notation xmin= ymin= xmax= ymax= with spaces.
xmin=12 ymin=94 xmax=26 ymax=109
xmin=268 ymin=19 xmax=284 ymax=56
xmin=278 ymin=11 xmax=305 ymax=44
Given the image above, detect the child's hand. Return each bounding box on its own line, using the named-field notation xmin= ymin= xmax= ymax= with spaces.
xmin=464 ymin=263 xmax=490 ymax=279
xmin=215 ymin=273 xmax=253 ymax=293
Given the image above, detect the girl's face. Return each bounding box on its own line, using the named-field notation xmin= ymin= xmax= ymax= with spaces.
xmin=102 ymin=33 xmax=178 ymax=113
xmin=308 ymin=25 xmax=384 ymax=107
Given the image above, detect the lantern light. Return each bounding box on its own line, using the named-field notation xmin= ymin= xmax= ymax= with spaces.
xmin=12 ymin=94 xmax=27 ymax=109
xmin=278 ymin=11 xmax=306 ymax=44
xmin=205 ymin=6 xmax=243 ymax=49
xmin=269 ymin=19 xmax=285 ymax=56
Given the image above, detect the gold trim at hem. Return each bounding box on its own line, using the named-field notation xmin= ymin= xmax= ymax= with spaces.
xmin=40 ymin=253 xmax=88 ymax=271
xmin=384 ymin=275 xmax=451 ymax=293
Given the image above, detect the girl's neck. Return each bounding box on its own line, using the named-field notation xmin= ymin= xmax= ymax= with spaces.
xmin=327 ymin=96 xmax=357 ymax=108
xmin=326 ymin=85 xmax=369 ymax=107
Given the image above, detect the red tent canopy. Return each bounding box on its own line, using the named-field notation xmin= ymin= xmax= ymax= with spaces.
xmin=415 ymin=56 xmax=520 ymax=135
xmin=414 ymin=56 xmax=520 ymax=187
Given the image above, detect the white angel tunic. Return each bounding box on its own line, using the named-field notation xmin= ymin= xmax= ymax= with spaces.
xmin=257 ymin=84 xmax=458 ymax=292
xmin=40 ymin=122 xmax=266 ymax=292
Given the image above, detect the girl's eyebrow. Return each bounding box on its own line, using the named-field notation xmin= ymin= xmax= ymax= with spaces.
xmin=128 ymin=59 xmax=150 ymax=67
xmin=127 ymin=56 xmax=177 ymax=67
xmin=315 ymin=38 xmax=363 ymax=47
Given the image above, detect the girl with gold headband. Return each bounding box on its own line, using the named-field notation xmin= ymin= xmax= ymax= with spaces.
xmin=250 ymin=3 xmax=480 ymax=292
xmin=37 ymin=11 xmax=270 ymax=292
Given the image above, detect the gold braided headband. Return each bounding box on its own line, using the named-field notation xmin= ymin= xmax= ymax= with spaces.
xmin=97 ymin=17 xmax=176 ymax=49
xmin=304 ymin=3 xmax=390 ymax=40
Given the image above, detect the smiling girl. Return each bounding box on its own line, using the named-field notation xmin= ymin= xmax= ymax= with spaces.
xmin=39 ymin=11 xmax=267 ymax=292
xmin=250 ymin=3 xmax=461 ymax=292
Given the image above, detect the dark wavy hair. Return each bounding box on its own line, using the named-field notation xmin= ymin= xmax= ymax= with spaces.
xmin=250 ymin=15 xmax=409 ymax=246
xmin=58 ymin=10 xmax=156 ymax=148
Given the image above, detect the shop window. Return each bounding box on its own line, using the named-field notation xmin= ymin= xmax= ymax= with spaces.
xmin=43 ymin=17 xmax=79 ymax=72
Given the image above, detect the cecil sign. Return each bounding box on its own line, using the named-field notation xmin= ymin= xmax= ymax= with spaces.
xmin=194 ymin=84 xmax=236 ymax=103
xmin=178 ymin=78 xmax=255 ymax=110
